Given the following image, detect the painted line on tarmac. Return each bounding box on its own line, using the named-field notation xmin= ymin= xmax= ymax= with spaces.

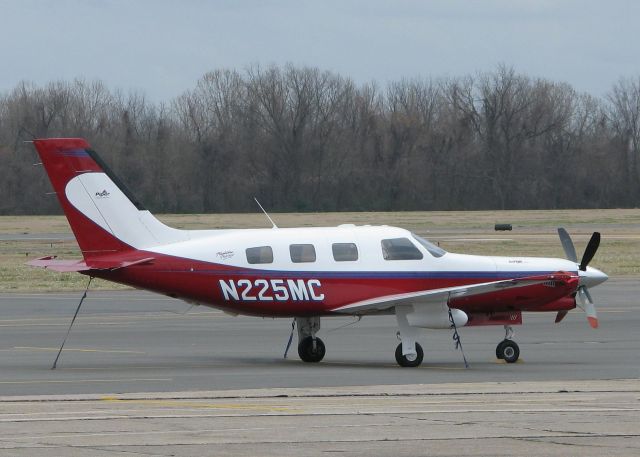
xmin=0 ymin=378 xmax=171 ymax=385
xmin=439 ymin=238 xmax=513 ymax=242
xmin=14 ymin=346 xmax=146 ymax=354
xmin=0 ymin=312 xmax=225 ymax=327
xmin=0 ymin=294 xmax=175 ymax=301
xmin=101 ymin=397 xmax=298 ymax=412
xmin=0 ymin=310 xmax=222 ymax=322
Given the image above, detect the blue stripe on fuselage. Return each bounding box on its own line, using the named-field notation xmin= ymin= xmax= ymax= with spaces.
xmin=162 ymin=269 xmax=560 ymax=279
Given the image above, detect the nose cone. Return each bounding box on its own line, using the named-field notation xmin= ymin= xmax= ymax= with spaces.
xmin=579 ymin=266 xmax=608 ymax=288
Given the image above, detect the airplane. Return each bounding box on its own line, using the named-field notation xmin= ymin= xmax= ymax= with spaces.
xmin=27 ymin=138 xmax=609 ymax=367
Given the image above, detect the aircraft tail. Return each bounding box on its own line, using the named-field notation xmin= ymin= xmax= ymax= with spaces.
xmin=33 ymin=138 xmax=186 ymax=259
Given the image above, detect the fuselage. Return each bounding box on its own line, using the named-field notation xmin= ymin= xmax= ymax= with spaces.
xmin=91 ymin=224 xmax=582 ymax=317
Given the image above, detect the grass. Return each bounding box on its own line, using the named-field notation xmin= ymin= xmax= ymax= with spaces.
xmin=1 ymin=209 xmax=638 ymax=292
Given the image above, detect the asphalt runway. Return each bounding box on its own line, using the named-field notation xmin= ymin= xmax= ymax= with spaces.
xmin=0 ymin=278 xmax=638 ymax=396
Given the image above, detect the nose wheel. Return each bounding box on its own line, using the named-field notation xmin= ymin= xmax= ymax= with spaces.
xmin=496 ymin=325 xmax=519 ymax=363
xmin=395 ymin=342 xmax=423 ymax=367
xmin=298 ymin=336 xmax=326 ymax=363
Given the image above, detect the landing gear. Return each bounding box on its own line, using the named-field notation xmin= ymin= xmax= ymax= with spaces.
xmin=395 ymin=306 xmax=423 ymax=367
xmin=496 ymin=325 xmax=520 ymax=363
xmin=395 ymin=342 xmax=423 ymax=367
xmin=295 ymin=317 xmax=325 ymax=363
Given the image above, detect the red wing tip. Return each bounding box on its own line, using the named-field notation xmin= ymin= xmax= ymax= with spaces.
xmin=588 ymin=317 xmax=599 ymax=329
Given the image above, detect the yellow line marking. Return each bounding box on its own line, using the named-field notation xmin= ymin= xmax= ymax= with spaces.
xmin=100 ymin=397 xmax=297 ymax=412
xmin=493 ymin=358 xmax=524 ymax=364
xmin=0 ymin=378 xmax=171 ymax=384
xmin=0 ymin=312 xmax=225 ymax=326
xmin=326 ymin=361 xmax=467 ymax=370
xmin=0 ymin=311 xmax=222 ymax=323
xmin=0 ymin=295 xmax=175 ymax=301
xmin=14 ymin=346 xmax=145 ymax=354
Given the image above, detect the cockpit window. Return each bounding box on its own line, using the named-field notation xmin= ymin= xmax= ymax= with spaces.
xmin=412 ymin=233 xmax=447 ymax=258
xmin=381 ymin=238 xmax=424 ymax=260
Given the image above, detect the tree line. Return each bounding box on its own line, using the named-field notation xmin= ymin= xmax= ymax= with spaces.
xmin=1 ymin=64 xmax=639 ymax=215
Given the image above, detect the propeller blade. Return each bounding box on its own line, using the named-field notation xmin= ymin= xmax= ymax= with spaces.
xmin=579 ymin=232 xmax=601 ymax=271
xmin=557 ymin=228 xmax=578 ymax=263
xmin=576 ymin=286 xmax=599 ymax=329
xmin=554 ymin=310 xmax=568 ymax=323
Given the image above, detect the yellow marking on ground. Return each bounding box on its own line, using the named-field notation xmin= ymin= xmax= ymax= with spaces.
xmin=0 ymin=378 xmax=171 ymax=384
xmin=100 ymin=397 xmax=298 ymax=412
xmin=14 ymin=346 xmax=146 ymax=354
xmin=0 ymin=294 xmax=176 ymax=301
xmin=326 ymin=361 xmax=467 ymax=370
xmin=419 ymin=365 xmax=468 ymax=370
xmin=0 ymin=311 xmax=225 ymax=327
xmin=493 ymin=358 xmax=524 ymax=364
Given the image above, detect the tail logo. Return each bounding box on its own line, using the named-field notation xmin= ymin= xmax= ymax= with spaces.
xmin=95 ymin=190 xmax=111 ymax=199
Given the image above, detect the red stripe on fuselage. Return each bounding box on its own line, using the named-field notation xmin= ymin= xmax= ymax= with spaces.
xmin=87 ymin=251 xmax=579 ymax=317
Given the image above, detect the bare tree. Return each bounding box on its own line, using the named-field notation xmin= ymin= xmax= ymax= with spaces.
xmin=607 ymin=77 xmax=640 ymax=203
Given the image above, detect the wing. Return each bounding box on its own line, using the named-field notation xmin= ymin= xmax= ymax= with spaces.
xmin=331 ymin=274 xmax=566 ymax=314
xmin=27 ymin=256 xmax=154 ymax=272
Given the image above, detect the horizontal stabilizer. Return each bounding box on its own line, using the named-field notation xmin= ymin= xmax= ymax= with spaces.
xmin=27 ymin=256 xmax=154 ymax=272
xmin=27 ymin=256 xmax=91 ymax=272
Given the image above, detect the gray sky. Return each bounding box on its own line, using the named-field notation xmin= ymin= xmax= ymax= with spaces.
xmin=2 ymin=0 xmax=639 ymax=101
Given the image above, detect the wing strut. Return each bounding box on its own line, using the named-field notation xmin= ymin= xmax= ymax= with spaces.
xmin=51 ymin=276 xmax=93 ymax=369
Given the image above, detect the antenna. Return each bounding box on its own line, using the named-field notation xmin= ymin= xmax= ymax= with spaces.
xmin=254 ymin=197 xmax=278 ymax=229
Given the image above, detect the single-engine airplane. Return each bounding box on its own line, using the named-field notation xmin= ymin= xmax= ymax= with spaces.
xmin=28 ymin=138 xmax=608 ymax=367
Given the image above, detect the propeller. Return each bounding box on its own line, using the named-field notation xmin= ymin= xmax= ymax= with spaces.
xmin=579 ymin=232 xmax=600 ymax=271
xmin=556 ymin=229 xmax=607 ymax=329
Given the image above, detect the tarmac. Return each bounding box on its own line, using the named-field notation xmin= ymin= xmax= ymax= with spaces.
xmin=1 ymin=380 xmax=638 ymax=456
xmin=0 ymin=278 xmax=638 ymax=455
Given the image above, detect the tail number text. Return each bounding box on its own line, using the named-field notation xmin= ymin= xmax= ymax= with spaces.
xmin=219 ymin=279 xmax=324 ymax=302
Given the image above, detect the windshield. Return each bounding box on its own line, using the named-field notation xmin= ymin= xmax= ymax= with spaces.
xmin=412 ymin=233 xmax=447 ymax=258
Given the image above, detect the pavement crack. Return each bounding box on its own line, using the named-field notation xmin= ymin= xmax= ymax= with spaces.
xmin=59 ymin=444 xmax=173 ymax=457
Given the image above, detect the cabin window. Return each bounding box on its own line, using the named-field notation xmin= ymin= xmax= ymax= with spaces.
xmin=381 ymin=238 xmax=424 ymax=260
xmin=412 ymin=233 xmax=446 ymax=258
xmin=290 ymin=244 xmax=316 ymax=263
xmin=246 ymin=246 xmax=274 ymax=264
xmin=332 ymin=243 xmax=359 ymax=261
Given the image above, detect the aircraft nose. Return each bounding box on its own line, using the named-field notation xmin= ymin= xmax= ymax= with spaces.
xmin=579 ymin=266 xmax=608 ymax=288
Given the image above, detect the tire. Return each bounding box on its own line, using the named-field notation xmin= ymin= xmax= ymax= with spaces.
xmin=496 ymin=340 xmax=508 ymax=359
xmin=298 ymin=336 xmax=326 ymax=363
xmin=497 ymin=340 xmax=520 ymax=364
xmin=395 ymin=342 xmax=424 ymax=367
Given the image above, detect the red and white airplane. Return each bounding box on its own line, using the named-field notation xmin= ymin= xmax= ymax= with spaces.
xmin=28 ymin=138 xmax=608 ymax=367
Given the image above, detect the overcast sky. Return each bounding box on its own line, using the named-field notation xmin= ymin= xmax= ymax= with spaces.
xmin=2 ymin=0 xmax=639 ymax=101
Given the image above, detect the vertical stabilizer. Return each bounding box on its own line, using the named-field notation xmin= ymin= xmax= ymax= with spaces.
xmin=33 ymin=138 xmax=186 ymax=259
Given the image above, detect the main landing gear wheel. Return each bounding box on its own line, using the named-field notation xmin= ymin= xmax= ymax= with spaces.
xmin=395 ymin=342 xmax=424 ymax=367
xmin=298 ymin=336 xmax=326 ymax=363
xmin=496 ymin=339 xmax=520 ymax=363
